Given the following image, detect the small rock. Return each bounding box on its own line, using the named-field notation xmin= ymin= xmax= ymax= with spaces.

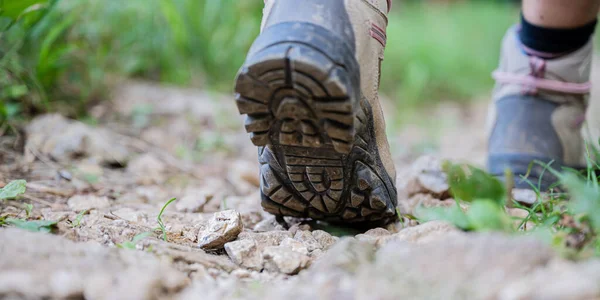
xmin=378 ymin=221 xmax=461 ymax=247
xmin=294 ymin=230 xmax=321 ymax=252
xmin=280 ymin=238 xmax=309 ymax=255
xmin=405 ymin=156 xmax=449 ymax=197
xmin=76 ymin=160 xmax=104 ymax=178
xmin=356 ymin=228 xmax=391 ymax=245
xmin=224 ymin=239 xmax=263 ymax=271
xmin=231 ymin=269 xmax=253 ymax=279
xmin=311 ymin=230 xmax=338 ymax=250
xmin=175 ymin=193 xmax=209 ymax=213
xmin=67 ymin=195 xmax=110 ymax=211
xmin=240 ymin=211 xmax=263 ymax=229
xmin=500 ymin=260 xmax=600 ymax=299
xmin=25 ymin=114 xmax=129 ymax=164
xmin=111 ymin=219 xmax=128 ymax=228
xmin=238 ymin=231 xmax=293 ymax=247
xmin=126 ymin=154 xmax=166 ymax=184
xmin=263 ymin=246 xmax=310 ymax=275
xmin=182 ymin=226 xmax=198 ymax=243
xmin=110 ymin=207 xmax=147 ymax=224
xmin=288 ymin=223 xmax=312 ymax=235
xmin=365 ymin=228 xmax=391 ymax=237
xmin=253 ymin=216 xmax=285 ymax=232
xmin=311 ymin=238 xmax=376 ymax=272
xmin=309 ymin=248 xmax=325 ymax=260
xmin=198 ymin=210 xmax=243 ymax=250
xmin=507 ymin=208 xmax=529 ymax=219
xmin=402 ymin=193 xmax=455 ymax=216
xmin=512 ymin=189 xmax=538 ymax=205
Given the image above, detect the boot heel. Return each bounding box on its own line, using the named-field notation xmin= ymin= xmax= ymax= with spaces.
xmin=234 ymin=22 xmax=359 ymax=153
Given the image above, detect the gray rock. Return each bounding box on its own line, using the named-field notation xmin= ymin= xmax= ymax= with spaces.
xmin=126 ymin=154 xmax=166 ymax=184
xmin=25 ymin=114 xmax=129 ymax=164
xmin=253 ymin=216 xmax=285 ymax=232
xmin=67 ymin=195 xmax=111 ymax=211
xmin=263 ymin=246 xmax=310 ymax=275
xmin=238 ymin=231 xmax=292 ymax=247
xmin=0 ymin=229 xmax=188 ymax=299
xmin=499 ymin=259 xmax=600 ymax=299
xmin=280 ymin=238 xmax=309 ymax=256
xmin=512 ymin=189 xmax=538 ymax=205
xmin=377 ymin=220 xmax=462 ymax=246
xmin=402 ymin=193 xmax=456 ymax=216
xmin=311 ymin=230 xmax=338 ymax=250
xmin=294 ymin=230 xmax=321 ymax=252
xmin=175 ymin=193 xmax=209 ymax=213
xmin=310 ymin=238 xmax=376 ymax=273
xmin=246 ymin=234 xmax=560 ymax=300
xmin=198 ymin=210 xmax=243 ymax=250
xmin=224 ymin=239 xmax=263 ymax=271
xmin=404 ymin=156 xmax=449 ymax=197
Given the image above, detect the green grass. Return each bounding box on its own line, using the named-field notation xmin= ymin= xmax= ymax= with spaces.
xmin=155 ymin=197 xmax=177 ymax=241
xmin=117 ymin=231 xmax=153 ymax=250
xmin=70 ymin=209 xmax=88 ymax=228
xmin=1 ymin=0 xmax=263 ymax=122
xmin=382 ymin=1 xmax=518 ymax=111
xmin=1 ymin=0 xmax=518 ymax=125
xmin=416 ymin=158 xmax=600 ymax=258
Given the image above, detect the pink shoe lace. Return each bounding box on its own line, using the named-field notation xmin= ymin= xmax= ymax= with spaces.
xmin=492 ymin=40 xmax=591 ymax=95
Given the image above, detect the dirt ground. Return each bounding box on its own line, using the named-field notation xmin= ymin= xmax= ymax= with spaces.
xmin=1 ymin=81 xmax=599 ymax=300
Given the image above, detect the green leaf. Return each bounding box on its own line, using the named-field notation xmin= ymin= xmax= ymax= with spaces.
xmin=2 ymin=84 xmax=28 ymax=98
xmin=444 ymin=162 xmax=505 ymax=205
xmin=156 ymin=198 xmax=177 ymax=241
xmin=71 ymin=209 xmax=88 ymax=228
xmin=5 ymin=218 xmax=57 ymax=232
xmin=0 ymin=0 xmax=47 ymax=20
xmin=36 ymin=10 xmax=76 ymax=76
xmin=4 ymin=102 xmax=21 ymax=118
xmin=466 ymin=199 xmax=513 ymax=232
xmin=415 ymin=203 xmax=471 ymax=230
xmin=131 ymin=231 xmax=153 ymax=244
xmin=117 ymin=232 xmax=152 ymax=250
xmin=24 ymin=203 xmax=33 ymax=217
xmin=0 ymin=179 xmax=27 ymax=200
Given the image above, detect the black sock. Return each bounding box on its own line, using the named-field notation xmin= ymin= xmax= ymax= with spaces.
xmin=519 ymin=14 xmax=597 ymax=57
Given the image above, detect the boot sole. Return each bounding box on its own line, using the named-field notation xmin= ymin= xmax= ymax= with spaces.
xmin=234 ymin=22 xmax=397 ymax=225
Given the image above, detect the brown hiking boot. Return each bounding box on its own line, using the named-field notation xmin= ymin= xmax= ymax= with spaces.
xmin=234 ymin=0 xmax=397 ymax=225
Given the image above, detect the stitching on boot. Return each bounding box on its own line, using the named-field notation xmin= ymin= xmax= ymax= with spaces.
xmin=360 ymin=0 xmax=389 ymax=23
xmin=370 ymin=22 xmax=387 ymax=47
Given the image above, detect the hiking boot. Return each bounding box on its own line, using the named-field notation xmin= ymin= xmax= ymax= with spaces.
xmin=487 ymin=26 xmax=595 ymax=190
xmin=234 ymin=0 xmax=397 ymax=224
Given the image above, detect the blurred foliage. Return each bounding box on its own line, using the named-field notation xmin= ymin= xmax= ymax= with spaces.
xmin=416 ymin=160 xmax=600 ymax=258
xmin=1 ymin=0 xmax=262 ymax=124
xmin=382 ymin=1 xmax=518 ymax=109
xmin=1 ymin=0 xmax=519 ymax=125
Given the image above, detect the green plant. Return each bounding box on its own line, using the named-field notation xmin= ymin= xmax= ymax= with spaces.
xmin=1 ymin=0 xmax=52 ymax=124
xmin=0 ymin=179 xmax=27 ymax=200
xmin=70 ymin=209 xmax=88 ymax=228
xmin=416 ymin=159 xmax=600 ymax=258
xmin=24 ymin=203 xmax=33 ymax=217
xmin=382 ymin=1 xmax=518 ymax=113
xmin=1 ymin=218 xmax=57 ymax=232
xmin=117 ymin=232 xmax=153 ymax=250
xmin=155 ymin=197 xmax=177 ymax=241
